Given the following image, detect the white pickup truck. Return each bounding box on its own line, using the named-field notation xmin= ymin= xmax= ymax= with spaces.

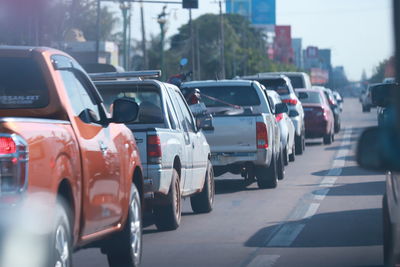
xmin=94 ymin=72 xmax=215 ymax=231
xmin=181 ymin=80 xmax=286 ymax=189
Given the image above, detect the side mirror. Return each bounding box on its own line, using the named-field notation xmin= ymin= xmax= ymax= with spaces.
xmin=288 ymin=110 xmax=299 ymax=117
xmin=357 ymin=126 xmax=400 ymax=171
xmin=371 ymin=83 xmax=398 ymax=107
xmin=298 ymin=92 xmax=308 ymax=100
xmin=274 ymin=103 xmax=288 ymax=114
xmin=111 ymin=98 xmax=139 ymax=123
xmin=196 ymin=114 xmax=214 ymax=131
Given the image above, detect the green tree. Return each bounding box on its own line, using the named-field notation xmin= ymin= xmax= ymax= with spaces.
xmin=148 ymin=13 xmax=297 ymax=81
xmin=369 ymin=59 xmax=388 ymax=83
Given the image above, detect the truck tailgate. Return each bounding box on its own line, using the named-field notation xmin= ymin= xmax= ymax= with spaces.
xmin=204 ymin=116 xmax=257 ymax=153
xmin=133 ymin=132 xmax=147 ymax=164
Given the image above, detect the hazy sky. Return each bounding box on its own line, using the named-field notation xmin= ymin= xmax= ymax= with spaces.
xmin=106 ymin=0 xmax=394 ymax=80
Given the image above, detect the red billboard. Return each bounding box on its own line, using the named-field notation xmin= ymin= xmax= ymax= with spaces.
xmin=274 ymin=25 xmax=293 ymax=64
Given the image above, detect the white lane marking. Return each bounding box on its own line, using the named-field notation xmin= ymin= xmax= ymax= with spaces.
xmin=302 ymin=203 xmax=320 ymax=219
xmin=319 ymin=176 xmax=338 ymax=187
xmin=267 ymin=224 xmax=305 ymax=247
xmin=313 ymin=188 xmax=330 ymax=201
xmin=247 ymin=255 xmax=280 ymax=267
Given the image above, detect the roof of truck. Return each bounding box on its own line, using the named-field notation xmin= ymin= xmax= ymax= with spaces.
xmin=182 ymin=79 xmax=256 ymax=88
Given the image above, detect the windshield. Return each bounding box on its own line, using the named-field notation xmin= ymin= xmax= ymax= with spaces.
xmin=0 ymin=57 xmax=49 ymax=109
xmin=286 ymin=75 xmax=305 ymax=89
xmin=299 ymin=91 xmax=323 ymax=104
xmin=257 ymin=79 xmax=290 ymax=95
xmin=190 ymin=85 xmax=260 ymax=107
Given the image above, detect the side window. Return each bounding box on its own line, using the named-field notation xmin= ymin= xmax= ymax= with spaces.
xmin=166 ymin=101 xmax=177 ymax=130
xmin=173 ymin=91 xmax=196 ymax=133
xmin=60 ymin=70 xmax=102 ymax=123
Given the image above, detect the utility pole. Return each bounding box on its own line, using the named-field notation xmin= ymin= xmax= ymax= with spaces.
xmin=189 ymin=9 xmax=196 ymax=79
xmin=219 ymin=0 xmax=226 ymax=79
xmin=96 ymin=0 xmax=100 ymax=63
xmin=120 ymin=1 xmax=131 ymax=70
xmin=157 ymin=6 xmax=167 ymax=79
xmin=195 ymin=24 xmax=201 ymax=80
xmin=140 ymin=1 xmax=148 ymax=69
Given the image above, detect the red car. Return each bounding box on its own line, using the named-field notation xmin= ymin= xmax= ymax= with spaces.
xmin=297 ymin=89 xmax=335 ymax=144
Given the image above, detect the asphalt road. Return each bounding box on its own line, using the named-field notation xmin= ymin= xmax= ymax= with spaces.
xmin=74 ymin=98 xmax=385 ymax=267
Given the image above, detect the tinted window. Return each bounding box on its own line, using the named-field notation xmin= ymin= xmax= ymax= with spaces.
xmin=0 ymin=57 xmax=49 ymax=109
xmin=258 ymin=79 xmax=290 ymax=95
xmin=300 ymin=92 xmax=323 ymax=104
xmin=286 ymin=75 xmax=305 ymax=89
xmin=60 ymin=71 xmax=102 ymax=122
xmin=98 ymin=84 xmax=164 ymax=124
xmin=172 ymin=91 xmax=196 ymax=132
xmin=192 ymin=86 xmax=260 ymax=107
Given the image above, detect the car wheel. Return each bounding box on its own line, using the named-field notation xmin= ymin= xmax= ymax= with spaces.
xmin=295 ymin=134 xmax=303 ymax=155
xmin=283 ymin=146 xmax=289 ymax=166
xmin=256 ymin=156 xmax=278 ymax=189
xmin=153 ymin=169 xmax=181 ymax=231
xmin=289 ymin=143 xmax=295 ymax=162
xmin=190 ymin=160 xmax=215 ymax=213
xmin=106 ymin=183 xmax=142 ymax=267
xmin=323 ymin=132 xmax=333 ymax=145
xmin=277 ymin=149 xmax=285 ymax=180
xmin=383 ymin=194 xmax=395 ymax=267
xmin=48 ymin=198 xmax=73 ymax=267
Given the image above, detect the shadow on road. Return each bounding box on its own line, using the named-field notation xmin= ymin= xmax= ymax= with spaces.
xmin=313 ymin=181 xmax=385 ymax=197
xmin=215 ymin=179 xmax=259 ymax=195
xmin=312 ymin=165 xmax=382 ymax=177
xmin=244 ymin=208 xmax=382 ymax=248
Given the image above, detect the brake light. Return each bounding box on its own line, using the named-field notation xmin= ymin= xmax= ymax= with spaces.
xmin=0 ymin=134 xmax=28 ymax=195
xmin=282 ymin=99 xmax=298 ymax=105
xmin=0 ymin=137 xmax=16 ymax=154
xmin=275 ymin=113 xmax=283 ymax=122
xmin=147 ymin=135 xmax=162 ymax=163
xmin=256 ymin=122 xmax=268 ymax=149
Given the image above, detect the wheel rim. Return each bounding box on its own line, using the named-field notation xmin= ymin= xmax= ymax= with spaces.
xmin=54 ymin=224 xmax=69 ymax=267
xmin=174 ymin=178 xmax=181 ymax=222
xmin=130 ymin=191 xmax=142 ymax=264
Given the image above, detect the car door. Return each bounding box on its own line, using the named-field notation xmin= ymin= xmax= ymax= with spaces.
xmin=165 ymin=87 xmax=192 ymax=194
xmin=174 ymin=90 xmax=207 ymax=191
xmin=56 ymin=60 xmax=123 ymax=235
xmin=169 ymin=88 xmax=203 ymax=194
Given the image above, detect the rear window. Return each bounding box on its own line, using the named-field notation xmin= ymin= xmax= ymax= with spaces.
xmin=286 ymin=75 xmax=305 ymax=89
xmin=300 ymin=91 xmax=323 ymax=104
xmin=0 ymin=57 xmax=49 ymax=109
xmin=190 ymin=85 xmax=260 ymax=107
xmin=257 ymin=79 xmax=290 ymax=95
xmin=98 ymin=84 xmax=164 ymax=124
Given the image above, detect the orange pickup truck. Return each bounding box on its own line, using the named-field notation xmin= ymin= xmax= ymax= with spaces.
xmin=0 ymin=46 xmax=145 ymax=267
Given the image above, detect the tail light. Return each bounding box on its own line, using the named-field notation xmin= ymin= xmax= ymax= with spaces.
xmin=256 ymin=122 xmax=269 ymax=149
xmin=315 ymin=108 xmax=328 ymax=119
xmin=147 ymin=135 xmax=162 ymax=164
xmin=0 ymin=134 xmax=28 ymax=194
xmin=275 ymin=113 xmax=283 ymax=122
xmin=282 ymin=99 xmax=298 ymax=105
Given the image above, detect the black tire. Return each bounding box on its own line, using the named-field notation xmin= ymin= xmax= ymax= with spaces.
xmin=323 ymin=132 xmax=333 ymax=145
xmin=48 ymin=199 xmax=73 ymax=267
xmin=334 ymin=121 xmax=341 ymax=133
xmin=383 ymin=194 xmax=395 ymax=267
xmin=256 ymin=156 xmax=278 ymax=189
xmin=289 ymin=143 xmax=295 ymax=162
xmin=277 ymin=149 xmax=285 ymax=180
xmin=295 ymin=134 xmax=304 ymax=155
xmin=106 ymin=183 xmax=142 ymax=267
xmin=191 ymin=160 xmax=215 ymax=213
xmin=153 ymin=169 xmax=181 ymax=231
xmin=283 ymin=146 xmax=289 ymax=166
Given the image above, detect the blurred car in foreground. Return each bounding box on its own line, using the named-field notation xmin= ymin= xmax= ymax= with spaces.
xmin=298 ymin=89 xmax=335 ymax=144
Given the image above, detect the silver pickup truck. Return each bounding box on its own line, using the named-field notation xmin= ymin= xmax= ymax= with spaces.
xmin=94 ymin=71 xmax=214 ymax=231
xmin=181 ymin=80 xmax=286 ymax=189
